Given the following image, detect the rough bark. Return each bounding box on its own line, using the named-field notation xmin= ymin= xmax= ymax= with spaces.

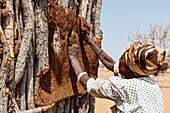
xmin=20 ymin=67 xmax=27 ymax=111
xmin=0 ymin=0 xmax=103 ymax=112
xmin=14 ymin=0 xmax=34 ymax=87
xmin=27 ymin=43 xmax=35 ymax=109
xmin=0 ymin=0 xmax=14 ymax=112
xmin=93 ymin=0 xmax=102 ymax=37
xmin=34 ymin=0 xmax=49 ymax=99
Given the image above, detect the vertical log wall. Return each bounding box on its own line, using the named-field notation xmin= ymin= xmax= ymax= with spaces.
xmin=0 ymin=0 xmax=103 ymax=113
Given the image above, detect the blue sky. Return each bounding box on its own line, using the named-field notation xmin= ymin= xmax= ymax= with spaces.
xmin=100 ymin=0 xmax=170 ymax=61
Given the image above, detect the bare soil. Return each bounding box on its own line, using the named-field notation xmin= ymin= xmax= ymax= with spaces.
xmin=95 ymin=67 xmax=170 ymax=113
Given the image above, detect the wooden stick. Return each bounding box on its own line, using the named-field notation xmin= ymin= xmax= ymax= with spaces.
xmin=14 ymin=0 xmax=34 ymax=86
xmin=20 ymin=68 xmax=27 ymax=111
xmin=27 ymin=43 xmax=35 ymax=109
xmin=18 ymin=103 xmax=56 ymax=113
xmin=34 ymin=0 xmax=49 ymax=98
xmin=93 ymin=0 xmax=102 ymax=37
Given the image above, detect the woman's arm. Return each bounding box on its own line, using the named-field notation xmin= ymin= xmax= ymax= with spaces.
xmin=86 ymin=39 xmax=115 ymax=71
xmin=68 ymin=44 xmax=89 ymax=89
xmin=68 ymin=44 xmax=121 ymax=101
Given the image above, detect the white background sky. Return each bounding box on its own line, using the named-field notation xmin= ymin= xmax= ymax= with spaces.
xmin=100 ymin=0 xmax=170 ymax=61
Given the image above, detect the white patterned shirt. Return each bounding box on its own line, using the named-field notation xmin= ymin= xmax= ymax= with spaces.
xmin=86 ymin=76 xmax=163 ymax=113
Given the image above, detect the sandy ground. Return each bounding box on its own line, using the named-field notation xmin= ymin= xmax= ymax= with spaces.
xmin=95 ymin=67 xmax=170 ymax=113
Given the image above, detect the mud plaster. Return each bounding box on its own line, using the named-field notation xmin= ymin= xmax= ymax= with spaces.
xmin=35 ymin=3 xmax=101 ymax=106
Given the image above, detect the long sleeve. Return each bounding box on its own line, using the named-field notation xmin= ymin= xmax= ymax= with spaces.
xmin=86 ymin=78 xmax=122 ymax=101
xmin=87 ymin=76 xmax=163 ymax=113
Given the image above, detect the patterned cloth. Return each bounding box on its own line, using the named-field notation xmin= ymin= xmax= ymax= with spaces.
xmin=121 ymin=42 xmax=166 ymax=77
xmin=86 ymin=43 xmax=165 ymax=112
xmin=87 ymin=76 xmax=163 ymax=113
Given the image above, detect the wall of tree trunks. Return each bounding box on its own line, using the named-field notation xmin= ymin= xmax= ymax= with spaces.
xmin=0 ymin=0 xmax=102 ymax=112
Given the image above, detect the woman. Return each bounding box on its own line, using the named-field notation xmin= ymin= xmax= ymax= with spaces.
xmin=68 ymin=38 xmax=168 ymax=113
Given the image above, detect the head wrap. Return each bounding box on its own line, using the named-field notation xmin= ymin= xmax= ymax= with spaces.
xmin=120 ymin=42 xmax=166 ymax=77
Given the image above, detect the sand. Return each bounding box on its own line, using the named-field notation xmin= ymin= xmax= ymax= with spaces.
xmin=95 ymin=67 xmax=170 ymax=113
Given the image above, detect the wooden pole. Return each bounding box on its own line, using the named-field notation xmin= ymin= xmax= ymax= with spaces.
xmin=0 ymin=0 xmax=103 ymax=112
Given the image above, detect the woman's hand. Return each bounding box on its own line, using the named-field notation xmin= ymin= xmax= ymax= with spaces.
xmin=68 ymin=44 xmax=79 ymax=59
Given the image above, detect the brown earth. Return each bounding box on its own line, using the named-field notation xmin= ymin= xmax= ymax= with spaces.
xmin=35 ymin=40 xmax=100 ymax=106
xmin=35 ymin=3 xmax=101 ymax=106
xmin=95 ymin=67 xmax=170 ymax=113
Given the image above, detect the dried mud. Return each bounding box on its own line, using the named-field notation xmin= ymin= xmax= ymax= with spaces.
xmin=35 ymin=3 xmax=101 ymax=106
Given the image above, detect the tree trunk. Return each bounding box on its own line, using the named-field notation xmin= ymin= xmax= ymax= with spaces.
xmin=0 ymin=0 xmax=103 ymax=113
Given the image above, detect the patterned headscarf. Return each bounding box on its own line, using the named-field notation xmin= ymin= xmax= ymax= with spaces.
xmin=121 ymin=42 xmax=166 ymax=77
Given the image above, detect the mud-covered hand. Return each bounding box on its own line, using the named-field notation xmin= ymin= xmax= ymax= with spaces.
xmin=68 ymin=44 xmax=89 ymax=88
xmin=68 ymin=44 xmax=79 ymax=59
xmin=79 ymin=17 xmax=90 ymax=43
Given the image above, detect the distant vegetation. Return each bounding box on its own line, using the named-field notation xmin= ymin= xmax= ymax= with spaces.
xmin=128 ymin=24 xmax=170 ymax=56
